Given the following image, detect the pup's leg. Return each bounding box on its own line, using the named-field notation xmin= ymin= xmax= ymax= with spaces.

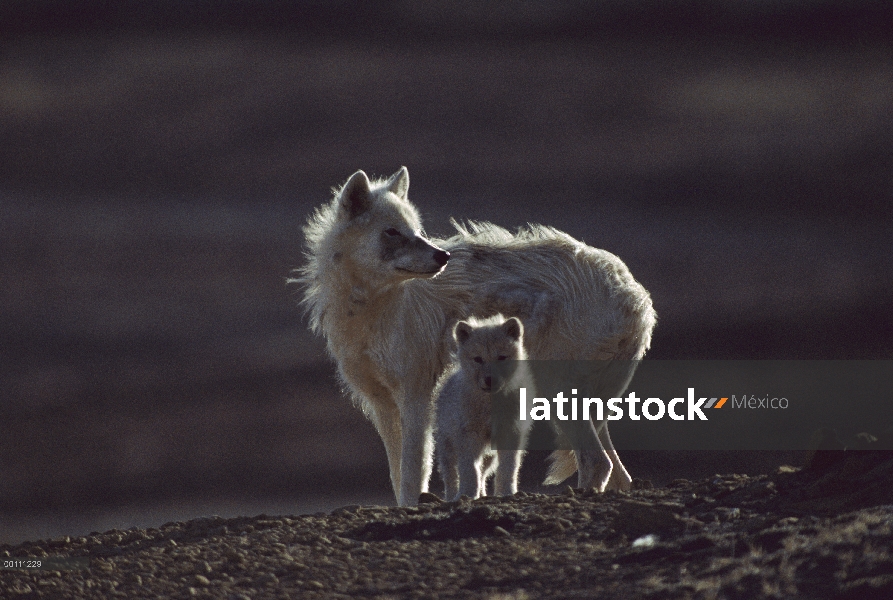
xmin=398 ymin=398 xmax=435 ymax=506
xmin=480 ymin=452 xmax=497 ymax=497
xmin=437 ymin=438 xmax=460 ymax=502
xmin=598 ymin=421 xmax=632 ymax=491
xmin=457 ymin=452 xmax=484 ymax=499
xmin=493 ymin=449 xmax=523 ymax=496
xmin=368 ymin=399 xmax=403 ymax=502
xmin=456 ymin=430 xmax=491 ymax=499
xmin=494 ymin=418 xmax=531 ymax=496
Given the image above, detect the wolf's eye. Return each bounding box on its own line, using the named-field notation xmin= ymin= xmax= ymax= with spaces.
xmin=384 ymin=228 xmax=402 ymax=237
xmin=497 ymin=356 xmax=507 ymax=361
xmin=473 ymin=357 xmax=484 ymax=364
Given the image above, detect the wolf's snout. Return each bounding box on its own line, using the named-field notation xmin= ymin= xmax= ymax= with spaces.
xmin=483 ymin=376 xmax=492 ymax=390
xmin=433 ymin=249 xmax=450 ymax=267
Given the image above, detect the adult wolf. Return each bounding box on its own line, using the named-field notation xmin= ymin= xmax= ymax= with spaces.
xmin=294 ymin=167 xmax=655 ymax=506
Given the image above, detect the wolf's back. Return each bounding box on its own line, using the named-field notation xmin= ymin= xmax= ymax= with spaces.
xmin=432 ymin=220 xmax=655 ymax=361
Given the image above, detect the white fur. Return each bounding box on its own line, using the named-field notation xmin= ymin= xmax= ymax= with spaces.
xmin=435 ymin=315 xmax=532 ymax=501
xmin=292 ymin=167 xmax=656 ymax=506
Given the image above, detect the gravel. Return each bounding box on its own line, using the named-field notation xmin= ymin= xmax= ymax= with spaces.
xmin=2 ymin=450 xmax=892 ymax=599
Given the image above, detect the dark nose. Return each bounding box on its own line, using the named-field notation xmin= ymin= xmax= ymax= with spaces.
xmin=484 ymin=376 xmax=492 ymax=388
xmin=433 ymin=249 xmax=450 ymax=267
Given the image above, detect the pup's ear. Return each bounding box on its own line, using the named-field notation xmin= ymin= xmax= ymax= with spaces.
xmin=454 ymin=321 xmax=472 ymax=345
xmin=503 ymin=317 xmax=523 ymax=341
xmin=385 ymin=166 xmax=409 ymax=199
xmin=339 ymin=170 xmax=372 ymax=220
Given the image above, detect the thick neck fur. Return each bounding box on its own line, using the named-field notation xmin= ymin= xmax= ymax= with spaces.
xmin=307 ymin=237 xmax=397 ymax=328
xmin=326 ymin=256 xmax=403 ymax=322
xmin=303 ymin=234 xmax=451 ymax=366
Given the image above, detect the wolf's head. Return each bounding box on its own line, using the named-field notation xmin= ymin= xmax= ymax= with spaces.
xmin=308 ymin=167 xmax=449 ymax=286
xmin=454 ymin=315 xmax=525 ymax=392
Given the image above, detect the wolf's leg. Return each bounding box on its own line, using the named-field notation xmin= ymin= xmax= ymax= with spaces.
xmin=571 ymin=420 xmax=613 ymax=492
xmin=398 ymin=398 xmax=435 ymax=506
xmin=493 ymin=450 xmax=523 ymax=496
xmin=368 ymin=399 xmax=403 ymax=502
xmin=550 ymin=410 xmax=613 ymax=491
xmin=572 ymin=356 xmax=637 ymax=491
xmin=593 ymin=357 xmax=638 ymax=491
xmin=575 ymin=445 xmax=613 ymax=492
xmin=598 ymin=422 xmax=632 ymax=491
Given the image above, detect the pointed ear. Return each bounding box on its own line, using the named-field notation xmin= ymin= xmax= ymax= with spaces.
xmin=339 ymin=170 xmax=372 ymax=220
xmin=454 ymin=321 xmax=472 ymax=345
xmin=503 ymin=317 xmax=523 ymax=341
xmin=385 ymin=166 xmax=409 ymax=199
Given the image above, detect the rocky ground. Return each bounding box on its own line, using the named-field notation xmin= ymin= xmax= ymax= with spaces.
xmin=2 ymin=447 xmax=891 ymax=599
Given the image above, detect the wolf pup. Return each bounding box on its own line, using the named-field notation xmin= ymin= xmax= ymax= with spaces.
xmin=294 ymin=167 xmax=655 ymax=506
xmin=435 ymin=315 xmax=533 ymax=501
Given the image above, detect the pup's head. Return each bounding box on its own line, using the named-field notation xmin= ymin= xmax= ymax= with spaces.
xmin=321 ymin=167 xmax=449 ymax=284
xmin=454 ymin=315 xmax=525 ymax=392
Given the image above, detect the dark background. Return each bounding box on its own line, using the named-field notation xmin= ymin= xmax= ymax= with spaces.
xmin=2 ymin=1 xmax=891 ymax=544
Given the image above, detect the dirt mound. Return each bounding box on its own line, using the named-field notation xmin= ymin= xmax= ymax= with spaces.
xmin=772 ymin=431 xmax=893 ymax=515
xmin=3 ymin=459 xmax=892 ymax=599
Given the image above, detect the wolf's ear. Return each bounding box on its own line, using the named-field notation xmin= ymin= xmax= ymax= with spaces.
xmin=339 ymin=170 xmax=372 ymax=220
xmin=503 ymin=317 xmax=523 ymax=341
xmin=454 ymin=321 xmax=472 ymax=345
xmin=385 ymin=166 xmax=409 ymax=199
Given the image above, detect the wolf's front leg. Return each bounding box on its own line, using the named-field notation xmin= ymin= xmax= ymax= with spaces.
xmin=367 ymin=398 xmax=404 ymax=502
xmin=398 ymin=399 xmax=435 ymax=506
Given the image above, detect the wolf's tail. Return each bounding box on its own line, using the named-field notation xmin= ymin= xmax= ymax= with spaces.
xmin=543 ymin=449 xmax=577 ymax=485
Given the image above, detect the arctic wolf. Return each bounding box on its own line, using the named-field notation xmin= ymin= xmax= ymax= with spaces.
xmin=294 ymin=167 xmax=655 ymax=506
xmin=435 ymin=315 xmax=533 ymax=501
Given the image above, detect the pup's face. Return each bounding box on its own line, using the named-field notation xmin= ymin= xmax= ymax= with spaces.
xmin=334 ymin=168 xmax=449 ymax=284
xmin=454 ymin=317 xmax=524 ymax=392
